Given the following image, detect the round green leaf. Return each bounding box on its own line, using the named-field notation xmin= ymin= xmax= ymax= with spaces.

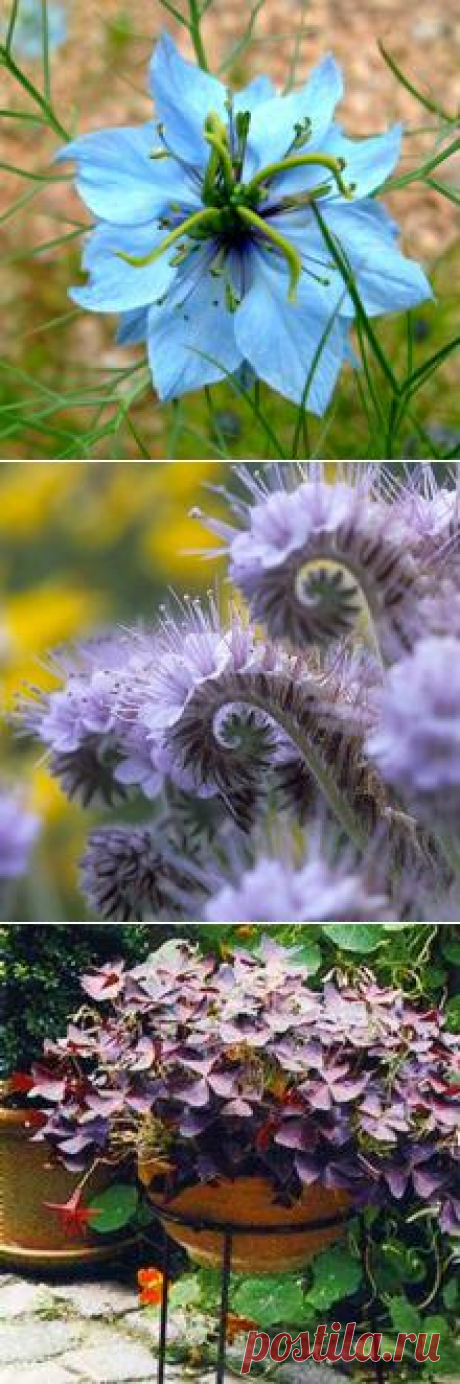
xmin=233 ymin=1274 xmax=305 ymax=1329
xmin=87 ymin=1182 xmax=139 ymax=1233
xmin=307 ymin=1248 xmax=362 ymax=1309
xmin=321 ymin=925 xmax=384 ymax=954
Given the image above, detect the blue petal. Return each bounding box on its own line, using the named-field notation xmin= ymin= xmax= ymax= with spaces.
xmin=116 ymin=308 xmax=149 ymax=345
xmin=70 ymin=222 xmax=177 ymax=314
xmin=234 ymin=247 xmax=349 ymax=411
xmin=149 ymin=32 xmax=227 ymax=168
xmin=319 ymin=202 xmax=433 ymax=315
xmin=147 ymin=254 xmax=243 ymax=399
xmin=234 ymin=74 xmax=276 ymax=110
xmin=56 ymin=123 xmax=198 ymax=225
xmin=243 ymin=56 xmax=343 ymax=177
xmin=264 ymin=124 xmax=402 ymax=205
xmin=321 ymin=122 xmax=403 ymax=198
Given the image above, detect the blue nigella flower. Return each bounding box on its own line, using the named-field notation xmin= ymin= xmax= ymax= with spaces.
xmin=6 ymin=0 xmax=67 ymax=60
xmin=58 ymin=33 xmax=432 ymax=409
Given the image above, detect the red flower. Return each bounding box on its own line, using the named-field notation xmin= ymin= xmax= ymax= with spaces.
xmin=138 ymin=1268 xmax=164 ymax=1305
xmin=8 ymin=1071 xmax=35 ymax=1093
xmin=44 ymin=1188 xmax=102 ymax=1238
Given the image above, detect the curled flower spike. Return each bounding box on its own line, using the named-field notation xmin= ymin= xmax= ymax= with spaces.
xmin=81 ymin=825 xmax=194 ymax=922
xmin=57 ymin=33 xmax=431 ymax=405
xmin=132 ymin=598 xmax=394 ymax=851
xmin=196 ymin=464 xmax=426 ymax=660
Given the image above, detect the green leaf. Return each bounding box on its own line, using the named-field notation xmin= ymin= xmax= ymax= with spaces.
xmin=87 ymin=1182 xmax=139 ymax=1233
xmin=423 ymin=1318 xmax=460 ymax=1371
xmin=169 ymin=1274 xmax=203 ymax=1311
xmin=307 ymin=1248 xmax=362 ymax=1309
xmin=286 ymin=941 xmax=322 ymax=974
xmin=232 ymin=1274 xmax=306 ymax=1328
xmin=441 ymin=937 xmax=460 ymax=964
xmin=442 ymin=1277 xmax=459 ymax=1310
xmin=388 ymin=1294 xmax=422 ymax=1335
xmin=321 ymin=924 xmax=384 ymax=954
xmin=444 ymin=994 xmax=460 ymax=1033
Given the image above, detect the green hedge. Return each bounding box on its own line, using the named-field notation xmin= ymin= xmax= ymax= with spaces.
xmin=0 ymin=924 xmax=168 ymax=1074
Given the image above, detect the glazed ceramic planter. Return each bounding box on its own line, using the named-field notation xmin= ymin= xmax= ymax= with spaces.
xmin=0 ymin=1107 xmax=137 ymax=1272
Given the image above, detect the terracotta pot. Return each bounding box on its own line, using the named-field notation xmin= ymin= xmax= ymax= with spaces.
xmin=138 ymin=1166 xmax=351 ymax=1272
xmin=0 ymin=1107 xmax=137 ymax=1272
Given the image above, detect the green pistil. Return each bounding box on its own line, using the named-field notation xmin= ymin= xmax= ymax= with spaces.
xmin=245 ymin=152 xmax=354 ymax=201
xmin=237 ymin=205 xmax=301 ymax=301
xmin=115 ymin=206 xmax=222 ymax=269
xmin=204 ymin=130 xmax=235 ymax=198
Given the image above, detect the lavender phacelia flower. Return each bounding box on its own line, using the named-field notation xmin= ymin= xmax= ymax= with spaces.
xmin=0 ymin=785 xmax=40 ymax=881
xmin=81 ymin=824 xmax=196 ymax=922
xmin=17 ymin=464 xmax=460 ymax=921
xmin=203 ymin=838 xmax=391 ymax=923
xmin=367 ymin=635 xmax=460 ymax=827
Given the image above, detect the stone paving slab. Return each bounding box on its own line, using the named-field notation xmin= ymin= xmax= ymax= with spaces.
xmin=50 ymin=1280 xmax=140 ymax=1319
xmin=0 ymin=1280 xmax=54 ymax=1318
xmin=0 ymin=1316 xmax=81 ymax=1366
xmin=60 ymin=1338 xmax=157 ymax=1382
xmin=2 ymin=1364 xmax=76 ymax=1384
xmin=0 ymin=1274 xmax=349 ymax=1383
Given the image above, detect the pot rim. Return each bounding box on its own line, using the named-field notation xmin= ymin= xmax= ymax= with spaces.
xmin=146 ymin=1186 xmax=354 ymax=1236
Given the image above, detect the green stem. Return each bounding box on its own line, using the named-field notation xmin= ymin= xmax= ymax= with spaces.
xmin=188 ymin=0 xmax=209 ymax=71
xmin=0 ymin=47 xmax=69 ymax=141
xmin=237 ymin=205 xmax=301 ymax=300
xmin=435 ymin=830 xmax=460 ymax=881
xmin=245 ymin=153 xmax=354 ymax=200
xmin=115 ymin=206 xmax=220 ymax=268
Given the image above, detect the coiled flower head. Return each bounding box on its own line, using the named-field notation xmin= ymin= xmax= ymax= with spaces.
xmin=195 ymin=464 xmax=425 ymax=658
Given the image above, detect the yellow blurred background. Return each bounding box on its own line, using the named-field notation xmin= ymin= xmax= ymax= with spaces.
xmin=0 ymin=461 xmax=225 ymax=919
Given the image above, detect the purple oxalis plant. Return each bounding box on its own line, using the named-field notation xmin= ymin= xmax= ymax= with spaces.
xmin=17 ymin=462 xmax=460 ymax=921
xmin=30 ymin=938 xmax=460 ymax=1232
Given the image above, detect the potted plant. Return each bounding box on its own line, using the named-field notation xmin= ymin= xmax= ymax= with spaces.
xmin=0 ymin=924 xmax=168 ymax=1270
xmin=31 ymin=937 xmax=459 ymax=1273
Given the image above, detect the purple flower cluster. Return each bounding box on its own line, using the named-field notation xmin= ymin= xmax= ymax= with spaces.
xmin=19 ymin=463 xmax=460 ymax=919
xmin=31 ymin=939 xmax=460 ymax=1229
xmin=0 ymin=785 xmax=40 ymax=882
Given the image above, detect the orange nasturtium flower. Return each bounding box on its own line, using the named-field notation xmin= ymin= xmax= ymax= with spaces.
xmin=226 ymin=1313 xmax=258 ymax=1344
xmin=138 ymin=1267 xmax=164 ymax=1305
